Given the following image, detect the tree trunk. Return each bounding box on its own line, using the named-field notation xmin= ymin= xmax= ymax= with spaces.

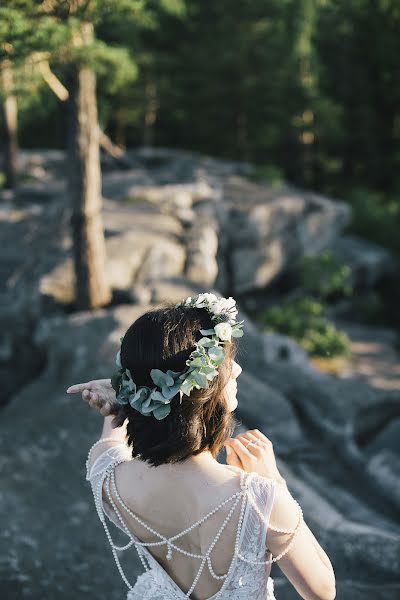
xmin=1 ymin=60 xmax=18 ymax=190
xmin=67 ymin=22 xmax=112 ymax=310
xmin=143 ymin=77 xmax=158 ymax=148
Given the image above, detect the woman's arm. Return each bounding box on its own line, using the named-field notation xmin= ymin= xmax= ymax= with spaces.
xmin=67 ymin=379 xmax=129 ymax=468
xmin=100 ymin=414 xmax=128 ymax=442
xmin=87 ymin=415 xmax=129 ymax=470
xmin=268 ymin=484 xmax=336 ymax=600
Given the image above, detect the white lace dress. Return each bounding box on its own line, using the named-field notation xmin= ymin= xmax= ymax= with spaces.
xmin=86 ymin=443 xmax=278 ymax=600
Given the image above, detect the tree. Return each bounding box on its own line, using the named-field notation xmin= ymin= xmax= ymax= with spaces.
xmin=1 ymin=0 xmax=186 ymax=308
xmin=65 ymin=16 xmax=112 ymax=310
xmin=0 ymin=58 xmax=18 ymax=190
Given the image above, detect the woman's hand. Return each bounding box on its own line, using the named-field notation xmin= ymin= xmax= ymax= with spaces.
xmin=223 ymin=429 xmax=285 ymax=484
xmin=66 ymin=379 xmax=126 ymax=427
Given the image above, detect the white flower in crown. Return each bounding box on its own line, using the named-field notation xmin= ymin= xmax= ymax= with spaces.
xmin=193 ymin=292 xmax=219 ymax=308
xmin=214 ymin=322 xmax=232 ymax=342
xmin=210 ymin=296 xmax=238 ymax=323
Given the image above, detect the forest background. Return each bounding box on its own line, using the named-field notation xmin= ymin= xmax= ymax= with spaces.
xmin=1 ymin=0 xmax=400 ymax=264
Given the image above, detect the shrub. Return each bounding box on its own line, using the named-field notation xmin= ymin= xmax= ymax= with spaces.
xmin=261 ymin=296 xmax=351 ymax=358
xmin=300 ymin=250 xmax=353 ymax=300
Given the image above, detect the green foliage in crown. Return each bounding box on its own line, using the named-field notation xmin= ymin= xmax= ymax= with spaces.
xmin=111 ymin=293 xmax=244 ymax=420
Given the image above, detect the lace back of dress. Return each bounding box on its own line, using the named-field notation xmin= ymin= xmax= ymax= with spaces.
xmin=87 ymin=446 xmax=276 ymax=600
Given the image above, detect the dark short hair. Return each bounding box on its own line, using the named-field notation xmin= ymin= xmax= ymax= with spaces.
xmin=118 ymin=305 xmax=238 ymax=466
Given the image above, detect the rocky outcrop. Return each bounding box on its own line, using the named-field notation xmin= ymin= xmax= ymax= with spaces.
xmin=330 ymin=234 xmax=396 ymax=290
xmin=216 ymin=176 xmax=351 ymax=295
xmin=1 ymin=294 xmax=399 ymax=599
xmin=1 ymin=148 xmax=399 ymax=599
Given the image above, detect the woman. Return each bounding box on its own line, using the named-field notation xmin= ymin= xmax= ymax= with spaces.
xmin=67 ymin=293 xmax=336 ymax=600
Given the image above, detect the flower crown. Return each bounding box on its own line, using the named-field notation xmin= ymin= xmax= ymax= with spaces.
xmin=111 ymin=293 xmax=244 ymax=420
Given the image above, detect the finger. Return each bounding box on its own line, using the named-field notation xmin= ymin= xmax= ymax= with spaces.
xmin=226 ymin=438 xmax=254 ymax=462
xmin=235 ymin=432 xmax=264 ymax=453
xmin=100 ymin=401 xmax=112 ymax=416
xmin=66 ymin=383 xmax=91 ymax=394
xmin=249 ymin=429 xmax=273 ymax=446
xmin=224 ymin=444 xmax=243 ymax=469
xmin=236 ymin=431 xmax=260 ymax=445
xmin=88 ymin=397 xmax=98 ymax=408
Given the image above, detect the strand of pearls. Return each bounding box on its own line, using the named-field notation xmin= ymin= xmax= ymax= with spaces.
xmin=102 ymin=464 xmax=250 ymax=600
xmin=104 ymin=474 xmax=135 ymax=551
xmin=253 ymin=496 xmax=303 ymax=534
xmin=92 ymin=467 xmax=134 ymax=590
xmin=86 ymin=438 xmax=126 ymax=471
xmin=204 ymin=475 xmax=249 ymax=600
xmin=109 ymin=467 xmax=246 ymax=561
xmin=237 ymin=500 xmax=304 ymax=565
xmin=202 ymin=495 xmax=241 ymax=581
xmin=103 ymin=470 xmax=152 ymax=572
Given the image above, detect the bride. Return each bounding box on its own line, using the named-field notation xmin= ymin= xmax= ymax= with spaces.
xmin=67 ymin=293 xmax=336 ymax=600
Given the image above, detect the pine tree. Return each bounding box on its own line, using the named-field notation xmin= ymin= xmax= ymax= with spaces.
xmin=0 ymin=0 xmax=185 ymax=309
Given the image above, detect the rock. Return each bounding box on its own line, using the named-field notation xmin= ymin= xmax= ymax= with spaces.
xmin=236 ymin=371 xmax=305 ymax=452
xmin=330 ymin=234 xmax=396 ymax=289
xmin=219 ymin=176 xmax=350 ymax=294
xmin=2 ymin=148 xmax=400 ymax=600
xmin=123 ymin=180 xmax=216 ymax=219
xmin=185 ymin=202 xmax=219 ymax=286
xmin=1 ymin=301 xmax=400 ymax=599
xmin=262 ymin=332 xmax=310 ymax=367
xmin=40 ymin=213 xmax=186 ymax=304
xmin=366 ymin=449 xmax=400 ymax=510
xmin=150 ymin=277 xmax=205 ymax=305
xmin=364 ymin=418 xmax=400 ymax=458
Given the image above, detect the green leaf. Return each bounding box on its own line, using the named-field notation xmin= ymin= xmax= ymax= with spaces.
xmin=150 ymin=369 xmax=174 ymax=388
xmin=188 ymin=357 xmax=207 ymax=368
xmin=208 ymin=345 xmax=225 ymax=364
xmin=111 ymin=371 xmax=122 ymax=392
xmin=153 ymin=403 xmax=172 ymax=420
xmin=232 ymin=329 xmax=244 ymax=338
xmin=197 ymin=337 xmax=215 ymax=348
xmin=193 ymin=370 xmax=208 ymax=389
xmin=161 ymin=382 xmax=181 ymax=400
xmin=180 ymin=378 xmax=193 ymax=397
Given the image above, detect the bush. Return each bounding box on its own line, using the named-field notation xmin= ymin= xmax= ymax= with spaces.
xmin=248 ymin=164 xmax=284 ymax=188
xmin=345 ymin=188 xmax=400 ymax=260
xmin=300 ymin=250 xmax=353 ymax=300
xmin=261 ymin=296 xmax=351 ymax=358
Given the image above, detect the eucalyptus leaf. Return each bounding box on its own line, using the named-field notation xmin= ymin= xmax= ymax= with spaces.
xmin=189 ymin=357 xmax=207 ymax=368
xmin=208 ymin=345 xmax=225 ymax=364
xmin=193 ymin=371 xmax=208 ymax=388
xmin=117 ymin=388 xmax=130 ymax=405
xmin=111 ymin=372 xmax=122 ymax=392
xmin=141 ymin=402 xmax=156 ymax=414
xmin=232 ymin=329 xmax=244 ymax=338
xmin=153 ymin=404 xmax=172 ymax=420
xmin=180 ymin=378 xmax=194 ymax=396
xmin=150 ymin=369 xmax=174 ymax=388
xmin=197 ymin=337 xmax=215 ymax=347
xmin=151 ymin=390 xmax=168 ymax=402
xmin=161 ymin=382 xmax=181 ymax=400
xmin=166 ymin=370 xmax=182 ymax=380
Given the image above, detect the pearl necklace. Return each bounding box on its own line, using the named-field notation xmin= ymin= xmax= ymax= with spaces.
xmin=87 ymin=441 xmax=304 ymax=598
xmin=88 ymin=445 xmax=251 ymax=599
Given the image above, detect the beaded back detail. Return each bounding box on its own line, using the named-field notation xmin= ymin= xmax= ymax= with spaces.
xmin=86 ymin=442 xmax=278 ymax=600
